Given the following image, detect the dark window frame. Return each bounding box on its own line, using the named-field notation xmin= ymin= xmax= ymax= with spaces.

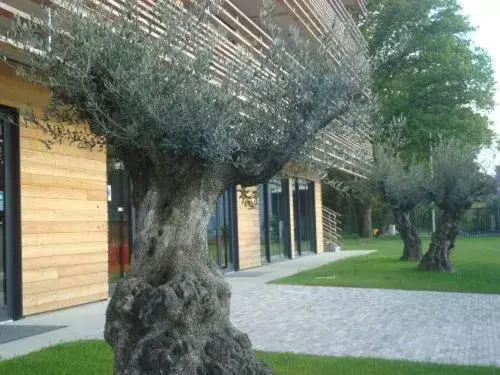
xmin=1 ymin=105 xmax=22 ymax=320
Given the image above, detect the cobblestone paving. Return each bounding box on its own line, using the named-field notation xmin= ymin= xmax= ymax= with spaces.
xmin=230 ymin=279 xmax=500 ymax=366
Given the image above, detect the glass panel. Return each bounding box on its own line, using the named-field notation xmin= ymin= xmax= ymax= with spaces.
xmin=268 ymin=179 xmax=287 ymax=261
xmin=221 ymin=192 xmax=233 ymax=270
xmin=0 ymin=117 xmax=6 ymax=319
xmin=207 ymin=208 xmax=219 ymax=265
xmin=207 ymin=190 xmax=234 ymax=271
xmin=258 ymin=184 xmax=268 ymax=262
xmin=107 ymin=168 xmax=131 ymax=282
xmin=294 ymin=179 xmax=316 ymax=255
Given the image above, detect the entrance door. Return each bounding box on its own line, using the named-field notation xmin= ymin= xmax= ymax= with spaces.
xmin=208 ymin=190 xmax=235 ymax=272
xmin=293 ymin=179 xmax=317 ymax=256
xmin=0 ymin=107 xmax=21 ymax=321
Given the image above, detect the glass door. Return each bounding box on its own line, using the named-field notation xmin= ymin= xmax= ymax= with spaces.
xmin=258 ymin=179 xmax=291 ymax=263
xmin=293 ymin=179 xmax=317 ymax=256
xmin=207 ymin=190 xmax=234 ymax=272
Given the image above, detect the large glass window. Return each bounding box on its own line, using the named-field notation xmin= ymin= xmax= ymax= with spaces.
xmin=107 ymin=164 xmax=132 ymax=282
xmin=259 ymin=178 xmax=290 ymax=262
xmin=207 ymin=190 xmax=234 ymax=271
xmin=293 ymin=179 xmax=316 ymax=255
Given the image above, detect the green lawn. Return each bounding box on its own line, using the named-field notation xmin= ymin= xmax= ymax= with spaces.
xmin=1 ymin=341 xmax=499 ymax=375
xmin=275 ymin=236 xmax=500 ymax=294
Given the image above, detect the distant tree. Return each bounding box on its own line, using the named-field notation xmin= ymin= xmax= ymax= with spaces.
xmin=372 ymin=147 xmax=429 ymax=260
xmin=419 ymin=140 xmax=495 ymax=272
xmin=9 ymin=0 xmax=371 ymax=373
xmin=362 ymin=0 xmax=496 ymax=159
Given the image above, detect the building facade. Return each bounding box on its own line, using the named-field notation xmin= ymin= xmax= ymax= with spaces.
xmin=0 ymin=0 xmax=368 ymax=321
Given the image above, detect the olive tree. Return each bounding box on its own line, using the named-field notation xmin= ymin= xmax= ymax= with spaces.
xmin=9 ymin=0 xmax=371 ymax=373
xmin=372 ymin=147 xmax=429 ymax=261
xmin=419 ymin=140 xmax=495 ymax=272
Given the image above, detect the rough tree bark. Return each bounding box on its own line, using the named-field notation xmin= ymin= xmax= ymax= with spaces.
xmin=104 ymin=163 xmax=273 ymax=375
xmin=419 ymin=211 xmax=460 ymax=272
xmin=355 ymin=201 xmax=372 ymax=239
xmin=394 ymin=211 xmax=422 ymax=261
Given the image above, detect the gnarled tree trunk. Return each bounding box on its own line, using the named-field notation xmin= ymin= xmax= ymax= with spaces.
xmin=104 ymin=167 xmax=273 ymax=375
xmin=419 ymin=210 xmax=460 ymax=272
xmin=394 ymin=210 xmax=422 ymax=261
xmin=356 ymin=201 xmax=372 ymax=238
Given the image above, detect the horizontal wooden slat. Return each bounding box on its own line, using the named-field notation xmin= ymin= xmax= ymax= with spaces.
xmin=23 ymin=282 xmax=108 ymax=307
xmin=23 ymin=252 xmax=108 ymax=270
xmin=22 ymin=197 xmax=106 ymax=212
xmin=22 ymin=268 xmax=59 ymax=283
xmin=22 ymin=221 xmax=107 ymax=234
xmin=19 ymin=136 xmax=106 ymax=162
xmin=21 ymin=173 xmax=105 ymax=191
xmin=21 ymin=148 xmax=106 ymax=172
xmin=86 ymin=190 xmax=107 ymax=201
xmin=24 ymin=272 xmax=109 ymax=295
xmin=21 ymin=161 xmax=107 ymax=182
xmin=22 ymin=232 xmax=107 ymax=247
xmin=57 ymin=262 xmax=109 ymax=278
xmin=22 ymin=185 xmax=91 ymax=200
xmin=22 ymin=209 xmax=107 ymax=222
xmin=23 ymin=291 xmax=109 ymax=316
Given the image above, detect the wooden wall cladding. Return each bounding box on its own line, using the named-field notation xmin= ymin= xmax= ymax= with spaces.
xmin=0 ymin=62 xmax=109 ymax=316
xmin=236 ymin=186 xmax=262 ymax=270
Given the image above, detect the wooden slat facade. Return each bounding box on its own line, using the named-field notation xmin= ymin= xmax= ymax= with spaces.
xmin=0 ymin=62 xmax=109 ymax=316
xmin=235 ymin=186 xmax=262 ymax=270
xmin=236 ymin=177 xmax=325 ymax=267
xmin=314 ymin=182 xmax=324 ymax=253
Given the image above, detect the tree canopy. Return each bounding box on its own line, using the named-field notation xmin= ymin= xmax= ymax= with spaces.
xmin=10 ymin=0 xmax=372 ymax=201
xmin=426 ymin=140 xmax=495 ymax=214
xmin=362 ymin=0 xmax=496 ymax=160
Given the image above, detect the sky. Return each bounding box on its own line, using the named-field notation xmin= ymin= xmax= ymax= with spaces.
xmin=460 ymin=0 xmax=500 ymax=174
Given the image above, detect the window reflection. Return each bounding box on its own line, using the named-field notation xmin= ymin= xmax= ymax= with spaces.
xmin=207 ymin=190 xmax=233 ymax=270
xmin=293 ymin=179 xmax=316 ymax=255
xmin=259 ymin=178 xmax=290 ymax=262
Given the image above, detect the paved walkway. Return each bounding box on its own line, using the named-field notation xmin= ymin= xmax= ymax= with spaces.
xmin=2 ymin=250 xmax=500 ymax=368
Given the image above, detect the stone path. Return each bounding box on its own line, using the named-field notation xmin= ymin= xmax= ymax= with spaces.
xmin=2 ymin=250 xmax=500 ymax=368
xmin=229 ymin=257 xmax=500 ymax=367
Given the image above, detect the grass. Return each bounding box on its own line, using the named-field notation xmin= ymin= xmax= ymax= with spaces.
xmin=1 ymin=341 xmax=499 ymax=375
xmin=275 ymin=236 xmax=500 ymax=294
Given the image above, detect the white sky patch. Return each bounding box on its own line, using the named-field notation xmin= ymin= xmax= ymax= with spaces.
xmin=460 ymin=0 xmax=500 ymax=174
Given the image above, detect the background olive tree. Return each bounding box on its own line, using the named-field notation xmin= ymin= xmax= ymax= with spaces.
xmin=372 ymin=146 xmax=429 ymax=261
xmin=419 ymin=140 xmax=495 ymax=272
xmin=9 ymin=0 xmax=372 ymax=373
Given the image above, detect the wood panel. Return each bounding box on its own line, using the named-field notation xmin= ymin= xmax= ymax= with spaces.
xmin=23 ymin=272 xmax=108 ymax=295
xmin=22 ymin=241 xmax=107 ymax=257
xmin=19 ymin=136 xmax=106 ymax=162
xmin=21 ymin=162 xmax=107 ymax=182
xmin=23 ymin=253 xmax=108 ymax=271
xmin=22 ymin=221 xmax=107 ymax=235
xmin=289 ymin=179 xmax=296 ymax=258
xmin=23 ymin=268 xmax=59 ymax=284
xmin=23 ymin=283 xmax=108 ymax=308
xmin=236 ymin=186 xmax=262 ymax=270
xmin=21 ymin=173 xmax=106 ymax=191
xmin=22 ymin=209 xmax=108 ymax=222
xmin=23 ymin=292 xmax=109 ymax=316
xmin=314 ymin=181 xmax=325 ymax=253
xmin=58 ymin=263 xmax=108 ymax=278
xmin=0 ymin=63 xmax=109 ymax=316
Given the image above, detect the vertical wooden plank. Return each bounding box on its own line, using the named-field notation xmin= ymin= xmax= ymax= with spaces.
xmin=236 ymin=186 xmax=262 ymax=270
xmin=314 ymin=181 xmax=324 ymax=253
